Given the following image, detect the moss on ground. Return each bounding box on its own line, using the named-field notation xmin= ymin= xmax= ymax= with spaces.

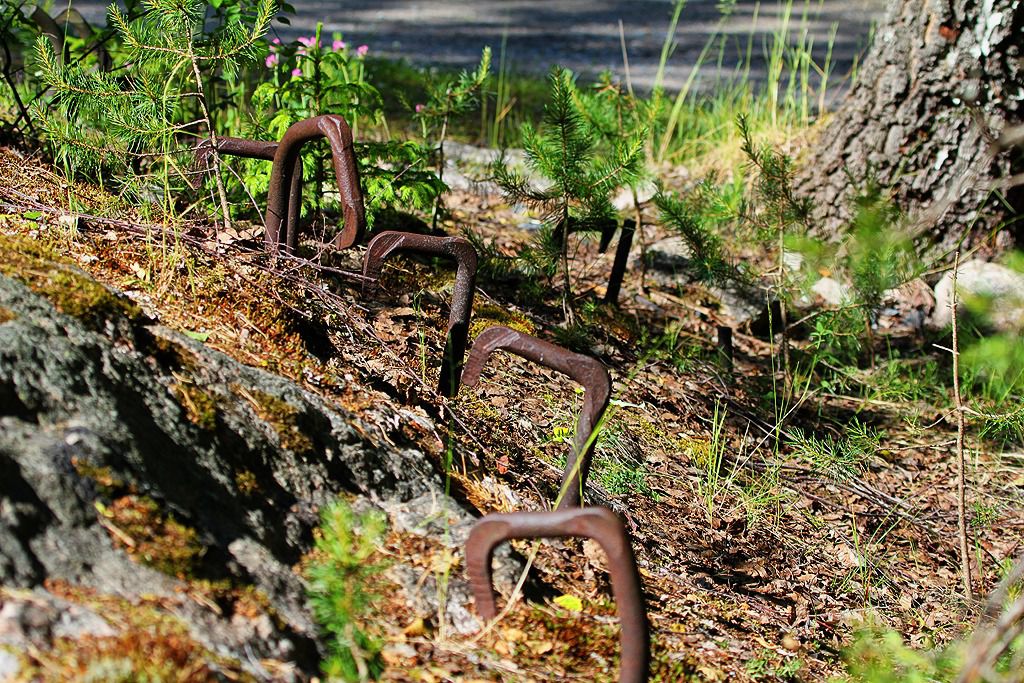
xmin=469 ymin=301 xmax=537 ymax=339
xmin=468 ymin=303 xmax=540 ymax=339
xmin=234 ymin=469 xmax=259 ymax=496
xmin=170 ymin=380 xmax=219 ymax=431
xmin=240 ymin=387 xmax=314 ymax=454
xmin=96 ymin=495 xmax=205 ymax=579
xmin=15 ymin=580 xmax=255 ymax=682
xmin=0 ymin=233 xmax=141 ymax=329
xmin=70 ymin=457 xmax=126 ymax=497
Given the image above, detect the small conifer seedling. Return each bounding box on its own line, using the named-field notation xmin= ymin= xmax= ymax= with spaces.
xmin=36 ymin=0 xmax=276 ymax=229
xmin=492 ymin=67 xmax=645 ymax=322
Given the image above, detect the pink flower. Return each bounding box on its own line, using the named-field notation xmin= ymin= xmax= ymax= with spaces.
xmin=415 ymin=103 xmax=425 ymax=113
xmin=272 ymin=38 xmax=281 ymax=45
xmin=356 ymin=44 xmax=368 ymax=57
xmin=332 ymin=39 xmax=346 ymax=51
xmin=298 ymin=35 xmax=319 ymax=48
xmin=265 ymin=53 xmax=279 ymax=67
xmin=291 ymin=67 xmax=302 ymax=77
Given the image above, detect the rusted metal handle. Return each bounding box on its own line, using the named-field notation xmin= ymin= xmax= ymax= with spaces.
xmin=361 ymin=231 xmax=478 ymax=397
xmin=604 ymin=219 xmax=635 ymax=305
xmin=266 ymin=115 xmax=366 ymax=252
xmin=466 ymin=506 xmax=649 ymax=683
xmin=551 ymin=216 xmax=635 ymax=305
xmin=194 ymin=136 xmax=303 ymax=248
xmin=461 ymin=326 xmax=611 ymax=508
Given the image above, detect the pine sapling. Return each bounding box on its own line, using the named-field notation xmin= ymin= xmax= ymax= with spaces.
xmin=492 ymin=67 xmax=644 ymax=322
xmin=737 ymin=114 xmax=811 ymax=393
xmin=37 ymin=0 xmax=275 ymax=229
xmin=415 ymin=47 xmax=491 ymax=228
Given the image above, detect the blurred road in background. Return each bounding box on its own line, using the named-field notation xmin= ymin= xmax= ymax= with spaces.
xmin=75 ymin=0 xmax=884 ymax=94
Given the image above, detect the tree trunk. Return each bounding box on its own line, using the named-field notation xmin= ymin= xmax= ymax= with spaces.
xmin=797 ymin=0 xmax=1023 ymax=252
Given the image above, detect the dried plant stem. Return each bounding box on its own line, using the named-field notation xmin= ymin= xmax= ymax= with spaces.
xmin=188 ymin=52 xmax=233 ymax=233
xmin=956 ymin=553 xmax=1024 ymax=682
xmin=951 ymin=250 xmax=973 ymax=602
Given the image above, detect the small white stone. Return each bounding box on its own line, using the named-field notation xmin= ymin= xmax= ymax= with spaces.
xmin=930 ymin=259 xmax=1024 ymax=331
xmin=612 ymin=179 xmax=657 ymax=212
xmin=811 ymin=277 xmax=850 ymax=306
xmin=0 ymin=649 xmax=20 ymax=680
xmin=782 ymin=250 xmax=804 ymax=271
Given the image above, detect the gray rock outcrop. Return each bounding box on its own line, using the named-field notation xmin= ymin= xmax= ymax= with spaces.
xmin=0 ymin=271 xmax=466 ymax=677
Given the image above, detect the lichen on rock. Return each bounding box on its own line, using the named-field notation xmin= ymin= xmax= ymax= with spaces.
xmin=0 ymin=262 xmax=462 ymax=678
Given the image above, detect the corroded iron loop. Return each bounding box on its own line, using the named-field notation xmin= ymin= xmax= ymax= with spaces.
xmin=194 ymin=136 xmax=280 ymax=170
xmin=266 ymin=114 xmax=366 ymax=252
xmin=192 ymin=136 xmax=303 ymax=246
xmin=550 ymin=216 xmax=636 ymax=305
xmin=465 ymin=507 xmax=649 ymax=683
xmin=361 ymin=231 xmax=478 ymax=397
xmin=461 ymin=326 xmax=611 ymax=508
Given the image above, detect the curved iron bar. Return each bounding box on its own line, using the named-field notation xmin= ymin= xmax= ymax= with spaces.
xmin=194 ymin=136 xmax=303 ymax=247
xmin=266 ymin=115 xmax=365 ymax=253
xmin=552 ymin=216 xmax=636 ymax=305
xmin=362 ymin=231 xmax=478 ymax=397
xmin=465 ymin=506 xmax=649 ymax=683
xmin=460 ymin=326 xmax=611 ymax=508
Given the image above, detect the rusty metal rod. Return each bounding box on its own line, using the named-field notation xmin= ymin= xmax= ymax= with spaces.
xmin=553 ymin=216 xmax=635 ymax=305
xmin=362 ymin=231 xmax=478 ymax=397
xmin=604 ymin=219 xmax=636 ymax=305
xmin=465 ymin=506 xmax=649 ymax=683
xmin=266 ymin=115 xmax=365 ymax=253
xmin=460 ymin=326 xmax=611 ymax=508
xmin=195 ymin=115 xmax=365 ymax=253
xmin=195 ymin=136 xmax=304 ymax=248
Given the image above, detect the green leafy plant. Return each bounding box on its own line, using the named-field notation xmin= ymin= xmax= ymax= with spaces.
xmin=593 ymin=419 xmax=655 ymax=498
xmin=787 ymin=420 xmax=880 ymax=482
xmin=249 ymin=25 xmax=443 ymax=230
xmin=492 ymin=66 xmax=645 ymax=322
xmin=792 ymin=178 xmax=916 ymax=368
xmin=0 ymin=1 xmax=44 ymax=141
xmin=958 ymin=253 xmax=1024 ymax=412
xmin=653 ymin=186 xmax=733 ymax=285
xmin=578 ymin=72 xmax=657 ymax=277
xmin=838 ymin=629 xmax=962 ymax=683
xmin=306 ymin=499 xmax=387 ymax=682
xmin=694 ymin=400 xmax=731 ymax=526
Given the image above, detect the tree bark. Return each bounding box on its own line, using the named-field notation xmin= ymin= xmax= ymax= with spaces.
xmin=797 ymin=0 xmax=1023 ymax=252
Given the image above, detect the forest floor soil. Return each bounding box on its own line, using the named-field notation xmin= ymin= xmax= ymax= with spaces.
xmin=2 ymin=145 xmax=1021 ymax=681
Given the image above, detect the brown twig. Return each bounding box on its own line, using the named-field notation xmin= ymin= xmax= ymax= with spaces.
xmin=951 ymin=250 xmax=974 ymax=602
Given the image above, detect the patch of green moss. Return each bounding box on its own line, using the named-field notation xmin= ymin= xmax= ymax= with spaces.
xmin=0 ymin=233 xmax=141 ymax=329
xmin=461 ymin=397 xmax=502 ymax=421
xmin=0 ymin=306 xmax=15 ymax=323
xmin=97 ymin=495 xmax=204 ymax=579
xmin=631 ymin=410 xmax=693 ymax=454
xmin=243 ymin=387 xmax=314 ymax=454
xmin=71 ymin=457 xmax=126 ymax=496
xmin=469 ymin=302 xmax=536 ymax=339
xmin=171 ymin=381 xmax=218 ymax=431
xmin=17 ymin=580 xmax=255 ymax=682
xmin=47 ymin=270 xmax=141 ymax=326
xmin=234 ymin=469 xmax=259 ymax=496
